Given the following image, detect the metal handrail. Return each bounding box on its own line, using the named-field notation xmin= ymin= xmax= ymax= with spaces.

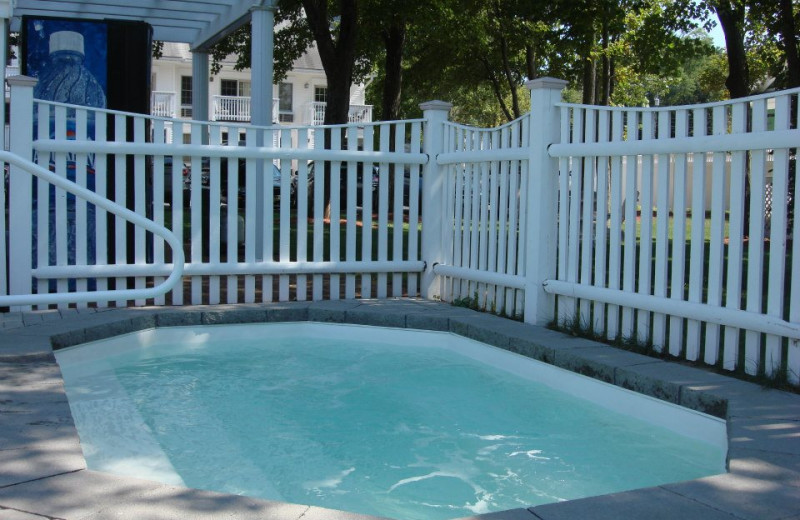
xmin=0 ymin=151 xmax=185 ymax=306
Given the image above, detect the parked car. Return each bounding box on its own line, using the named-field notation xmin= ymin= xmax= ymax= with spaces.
xmin=301 ymin=161 xmax=380 ymax=207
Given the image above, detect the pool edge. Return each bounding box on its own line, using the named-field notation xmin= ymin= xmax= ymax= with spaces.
xmin=1 ymin=299 xmax=798 ymax=520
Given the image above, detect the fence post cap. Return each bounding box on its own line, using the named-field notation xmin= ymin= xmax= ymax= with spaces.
xmin=526 ymin=77 xmax=568 ymax=91
xmin=6 ymin=75 xmax=38 ymax=87
xmin=419 ymin=100 xmax=453 ymax=112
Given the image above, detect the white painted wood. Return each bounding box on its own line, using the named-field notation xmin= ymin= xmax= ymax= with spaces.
xmin=636 ymin=111 xmax=655 ymax=344
xmin=506 ymin=121 xmax=522 ymax=316
xmin=54 ymin=105 xmax=68 ymax=306
xmin=607 ymin=110 xmax=624 ymax=340
xmin=593 ymin=109 xmax=610 ymax=334
xmin=579 ymin=109 xmax=596 ymax=326
xmin=567 ymin=107 xmax=584 ymax=326
xmin=296 ymin=127 xmax=309 ymax=300
xmin=764 ymin=95 xmax=791 ymax=376
xmin=722 ymin=103 xmax=747 ymax=369
xmin=114 ymin=114 xmax=128 ymax=307
xmin=621 ymin=110 xmax=639 ymax=337
xmin=225 ymin=126 xmax=241 ymax=303
xmin=669 ymin=110 xmax=689 ymax=357
xmin=407 ymin=121 xmax=422 ymax=297
xmin=360 ymin=125 xmax=374 ymax=298
xmin=279 ymin=128 xmax=292 ymax=301
xmin=244 ymin=127 xmax=257 ymax=302
xmin=745 ymin=100 xmax=768 ymax=375
xmin=152 ymin=119 xmax=166 ymax=306
xmin=312 ymin=127 xmax=325 ymax=300
xmin=377 ymin=126 xmax=390 ymax=298
xmin=704 ymin=105 xmax=728 ymax=364
xmin=392 ymin=123 xmax=405 ymax=297
xmin=345 ymin=126 xmax=358 ymax=299
xmin=133 ymin=117 xmax=147 ymax=306
xmin=687 ymin=108 xmax=707 ymax=361
xmin=73 ymin=108 xmax=88 ymax=307
xmin=652 ymin=110 xmax=671 ymax=350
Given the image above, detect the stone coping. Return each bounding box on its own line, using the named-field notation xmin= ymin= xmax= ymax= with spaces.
xmin=0 ymin=299 xmax=798 ymax=520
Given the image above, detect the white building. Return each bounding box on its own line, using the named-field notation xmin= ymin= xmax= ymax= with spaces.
xmin=151 ymin=42 xmax=372 ymax=131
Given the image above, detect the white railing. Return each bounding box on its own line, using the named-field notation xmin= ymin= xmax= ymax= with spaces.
xmin=308 ymin=102 xmax=374 ymax=126
xmin=212 ymin=95 xmax=250 ymax=122
xmin=2 ymin=76 xmax=799 ymax=386
xmin=0 ymin=150 xmax=184 ymax=306
xmin=151 ymin=91 xmax=176 ymax=118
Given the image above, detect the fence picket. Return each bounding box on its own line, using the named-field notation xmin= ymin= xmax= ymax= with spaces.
xmin=566 ymin=107 xmax=583 ymax=326
xmin=722 ymin=103 xmax=747 ymax=369
xmin=377 ymin=126 xmax=390 ymax=298
xmin=133 ymin=117 xmax=147 ymax=305
xmin=114 ymin=114 xmax=128 ymax=307
xmin=764 ymin=95 xmax=791 ymax=376
xmin=607 ymin=110 xmax=624 ymax=340
xmin=636 ymin=112 xmax=655 ymax=344
xmin=652 ymin=110 xmax=671 ymax=350
xmin=593 ymin=110 xmax=610 ymax=334
xmin=393 ymin=123 xmax=406 ymax=297
xmin=345 ymin=126 xmax=358 ymax=299
xmin=296 ymin=128 xmax=309 ymax=300
xmin=579 ymin=109 xmax=596 ymax=326
xmin=244 ymin=127 xmax=257 ymax=302
xmin=74 ymin=109 xmax=88 ymax=307
xmin=312 ymin=128 xmax=324 ymax=300
xmin=686 ymin=108 xmax=707 ymax=361
xmin=407 ymin=122 xmax=422 ymax=297
xmin=152 ymin=119 xmax=166 ymax=306
xmin=280 ymin=128 xmax=292 ymax=301
xmin=669 ymin=110 xmax=689 ymax=357
xmin=744 ymin=100 xmax=768 ymax=374
xmin=360 ymin=126 xmax=374 ymax=298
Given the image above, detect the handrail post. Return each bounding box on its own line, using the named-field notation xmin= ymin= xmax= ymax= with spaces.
xmin=7 ymin=75 xmax=38 ymax=310
xmin=419 ymin=100 xmax=453 ymax=300
xmin=523 ymin=77 xmax=568 ymax=325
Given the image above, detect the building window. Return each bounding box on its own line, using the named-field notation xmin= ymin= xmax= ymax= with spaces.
xmin=314 ymin=86 xmax=328 ymax=103
xmin=220 ymin=79 xmax=238 ymax=97
xmin=220 ymin=79 xmax=251 ymax=98
xmin=180 ymin=75 xmax=192 ymax=118
xmin=279 ymin=82 xmax=293 ymax=122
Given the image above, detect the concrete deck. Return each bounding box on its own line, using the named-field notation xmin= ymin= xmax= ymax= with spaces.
xmin=1 ymin=299 xmax=798 ymax=520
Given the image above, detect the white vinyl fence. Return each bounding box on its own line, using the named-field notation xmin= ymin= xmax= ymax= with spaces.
xmin=1 ymin=75 xmax=799 ymax=384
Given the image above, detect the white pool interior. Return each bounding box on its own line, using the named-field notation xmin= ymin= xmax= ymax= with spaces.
xmin=55 ymin=322 xmax=727 ymax=520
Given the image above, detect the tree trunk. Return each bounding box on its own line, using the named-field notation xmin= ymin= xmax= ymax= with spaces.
xmin=302 ymin=0 xmax=359 ymax=218
xmin=600 ymin=20 xmax=611 ymax=106
xmin=778 ymin=0 xmax=800 ymax=88
xmin=525 ymin=45 xmax=537 ymax=81
xmin=499 ymin=33 xmax=521 ymax=119
xmin=483 ymin=58 xmax=513 ymax=121
xmin=713 ymin=1 xmax=750 ymax=98
xmin=381 ymin=19 xmax=405 ymax=122
xmin=582 ymin=56 xmax=596 ymax=105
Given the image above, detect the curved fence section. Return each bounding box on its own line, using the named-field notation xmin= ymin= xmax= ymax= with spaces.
xmin=0 ymin=150 xmax=184 ymax=306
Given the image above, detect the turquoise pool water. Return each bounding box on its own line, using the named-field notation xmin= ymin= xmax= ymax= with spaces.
xmin=56 ymin=323 xmax=727 ymax=520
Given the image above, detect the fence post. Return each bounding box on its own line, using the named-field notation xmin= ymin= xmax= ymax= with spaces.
xmin=523 ymin=77 xmax=568 ymax=325
xmin=419 ymin=100 xmax=453 ymax=300
xmin=7 ymin=75 xmax=38 ymax=310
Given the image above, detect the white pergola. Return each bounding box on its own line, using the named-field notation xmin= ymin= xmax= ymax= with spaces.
xmin=0 ymin=0 xmax=276 ymax=128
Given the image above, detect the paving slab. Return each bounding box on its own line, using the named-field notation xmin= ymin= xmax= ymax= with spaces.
xmin=454 ymin=508 xmax=538 ymax=520
xmin=663 ymin=472 xmax=800 ymax=520
xmin=0 ymin=470 xmax=166 ymax=519
xmin=726 ymin=448 xmax=800 ymax=487
xmin=529 ymin=486 xmax=741 ymax=520
xmin=0 ymin=507 xmax=52 ymax=520
xmin=553 ymin=345 xmax=656 ymax=385
xmin=0 ymin=437 xmax=85 ymax=487
xmin=308 ymin=299 xmax=363 ymax=322
xmin=726 ymin=416 xmax=800 ymax=455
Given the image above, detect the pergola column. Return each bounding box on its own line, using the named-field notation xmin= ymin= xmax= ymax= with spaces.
xmin=191 ymin=50 xmax=210 ymax=125
xmin=250 ymin=3 xmax=275 ymax=125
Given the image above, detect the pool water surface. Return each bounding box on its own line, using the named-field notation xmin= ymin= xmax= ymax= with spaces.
xmin=55 ymin=322 xmax=727 ymax=520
